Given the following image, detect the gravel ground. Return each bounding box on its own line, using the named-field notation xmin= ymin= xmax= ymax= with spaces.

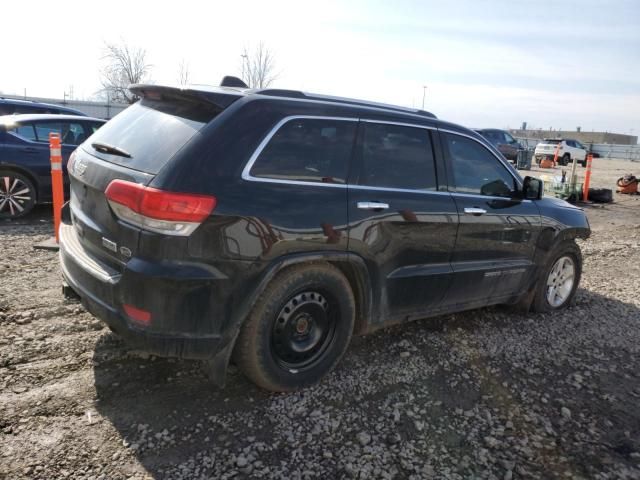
xmin=1 ymin=159 xmax=639 ymax=480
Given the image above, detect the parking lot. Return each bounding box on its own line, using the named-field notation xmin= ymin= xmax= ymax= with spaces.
xmin=1 ymin=158 xmax=639 ymax=480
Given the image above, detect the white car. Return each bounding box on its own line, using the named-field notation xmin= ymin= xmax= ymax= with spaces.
xmin=534 ymin=139 xmax=588 ymax=167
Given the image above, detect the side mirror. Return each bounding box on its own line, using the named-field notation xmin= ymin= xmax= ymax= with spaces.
xmin=522 ymin=176 xmax=543 ymax=200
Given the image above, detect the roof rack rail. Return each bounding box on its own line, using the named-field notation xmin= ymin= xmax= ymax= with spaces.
xmin=256 ymin=89 xmax=436 ymax=119
xmin=256 ymin=89 xmax=306 ymax=99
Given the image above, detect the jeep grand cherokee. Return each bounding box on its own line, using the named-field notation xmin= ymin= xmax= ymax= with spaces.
xmin=59 ymin=77 xmax=590 ymax=391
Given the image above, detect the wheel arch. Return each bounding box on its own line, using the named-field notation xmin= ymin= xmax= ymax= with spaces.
xmin=242 ymin=252 xmax=373 ymax=336
xmin=204 ymin=251 xmax=373 ymax=387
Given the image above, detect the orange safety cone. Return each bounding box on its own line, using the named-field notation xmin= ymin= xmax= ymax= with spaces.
xmin=582 ymin=153 xmax=593 ymax=201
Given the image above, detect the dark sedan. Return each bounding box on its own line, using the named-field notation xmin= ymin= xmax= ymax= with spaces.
xmin=0 ymin=114 xmax=106 ymax=219
xmin=475 ymin=128 xmax=522 ymax=163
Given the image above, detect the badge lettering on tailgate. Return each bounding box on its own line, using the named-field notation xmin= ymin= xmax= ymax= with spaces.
xmin=102 ymin=237 xmax=118 ymax=253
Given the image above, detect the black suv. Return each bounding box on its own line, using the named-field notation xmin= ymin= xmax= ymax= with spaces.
xmin=59 ymin=78 xmax=590 ymax=391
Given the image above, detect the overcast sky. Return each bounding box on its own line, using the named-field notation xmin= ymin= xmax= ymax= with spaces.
xmin=2 ymin=0 xmax=639 ymax=135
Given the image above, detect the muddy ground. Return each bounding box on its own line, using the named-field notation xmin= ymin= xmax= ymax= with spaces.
xmin=1 ymin=159 xmax=639 ymax=480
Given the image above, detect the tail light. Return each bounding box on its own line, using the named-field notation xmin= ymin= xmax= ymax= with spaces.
xmin=105 ymin=179 xmax=216 ymax=236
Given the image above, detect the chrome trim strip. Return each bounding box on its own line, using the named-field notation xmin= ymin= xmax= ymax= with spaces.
xmin=438 ymin=128 xmax=523 ymax=187
xmin=241 ymin=116 xmax=530 ymax=203
xmin=361 ymin=119 xmax=436 ymax=130
xmin=242 ymin=115 xmax=440 ymax=191
xmin=241 ymin=115 xmax=357 ymax=188
xmin=59 ymin=224 xmax=121 ymax=284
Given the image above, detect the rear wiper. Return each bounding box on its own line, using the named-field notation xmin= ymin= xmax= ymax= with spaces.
xmin=91 ymin=142 xmax=132 ymax=158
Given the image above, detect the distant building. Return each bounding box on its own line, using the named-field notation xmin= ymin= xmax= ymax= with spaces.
xmin=0 ymin=94 xmax=129 ymax=120
xmin=509 ymin=128 xmax=637 ymax=146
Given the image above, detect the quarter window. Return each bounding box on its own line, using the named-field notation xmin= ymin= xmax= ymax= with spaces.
xmin=7 ymin=124 xmax=37 ymax=141
xmin=358 ymin=123 xmax=437 ymax=190
xmin=444 ymin=133 xmax=516 ymax=197
xmin=250 ymin=118 xmax=356 ymax=184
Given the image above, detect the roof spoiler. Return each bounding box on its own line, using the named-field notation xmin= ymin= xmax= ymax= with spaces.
xmin=129 ymin=84 xmax=243 ymax=111
xmin=220 ymin=76 xmax=248 ymax=88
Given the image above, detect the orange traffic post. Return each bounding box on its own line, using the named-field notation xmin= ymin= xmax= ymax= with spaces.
xmin=582 ymin=153 xmax=593 ymax=202
xmin=552 ymin=142 xmax=561 ymax=167
xmin=49 ymin=133 xmax=64 ymax=242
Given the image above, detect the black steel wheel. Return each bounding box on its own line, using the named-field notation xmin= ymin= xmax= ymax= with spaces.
xmin=0 ymin=170 xmax=36 ymax=219
xmin=233 ymin=264 xmax=355 ymax=391
xmin=271 ymin=290 xmax=336 ymax=371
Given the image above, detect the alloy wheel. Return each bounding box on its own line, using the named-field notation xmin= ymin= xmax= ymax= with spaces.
xmin=0 ymin=175 xmax=34 ymax=219
xmin=546 ymin=255 xmax=576 ymax=307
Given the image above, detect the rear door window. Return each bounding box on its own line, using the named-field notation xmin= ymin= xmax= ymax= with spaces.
xmin=86 ymin=99 xmax=219 ymax=174
xmin=249 ymin=118 xmax=357 ymax=184
xmin=358 ymin=122 xmax=437 ymax=190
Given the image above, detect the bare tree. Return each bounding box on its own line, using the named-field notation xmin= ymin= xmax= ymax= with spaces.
xmin=177 ymin=59 xmax=190 ymax=86
xmin=241 ymin=42 xmax=277 ymax=89
xmin=100 ymin=41 xmax=152 ymax=104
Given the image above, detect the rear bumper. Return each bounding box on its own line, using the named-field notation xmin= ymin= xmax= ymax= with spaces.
xmin=59 ymin=221 xmax=224 ymax=359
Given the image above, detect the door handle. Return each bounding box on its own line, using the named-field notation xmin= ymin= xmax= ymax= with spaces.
xmin=357 ymin=201 xmax=389 ymax=210
xmin=464 ymin=207 xmax=487 ymax=216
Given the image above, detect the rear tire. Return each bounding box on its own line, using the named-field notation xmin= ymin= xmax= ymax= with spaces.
xmin=561 ymin=153 xmax=571 ymax=166
xmin=531 ymin=241 xmax=582 ymax=313
xmin=233 ymin=263 xmax=355 ymax=391
xmin=0 ymin=170 xmax=36 ymax=219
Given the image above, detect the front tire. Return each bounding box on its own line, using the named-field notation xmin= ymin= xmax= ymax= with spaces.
xmin=0 ymin=170 xmax=36 ymax=219
xmin=531 ymin=241 xmax=582 ymax=313
xmin=233 ymin=263 xmax=355 ymax=391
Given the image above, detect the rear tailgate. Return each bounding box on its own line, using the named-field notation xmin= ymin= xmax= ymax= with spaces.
xmin=68 ymin=148 xmax=153 ymax=267
xmin=67 ymin=87 xmax=241 ymax=268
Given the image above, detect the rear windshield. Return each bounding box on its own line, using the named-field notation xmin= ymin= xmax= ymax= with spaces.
xmin=85 ymin=99 xmax=218 ymax=174
xmin=542 ymin=139 xmax=562 ymax=144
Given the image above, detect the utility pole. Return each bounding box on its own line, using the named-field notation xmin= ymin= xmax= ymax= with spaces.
xmin=422 ymin=85 xmax=427 ymax=109
xmin=241 ymin=54 xmax=248 ymax=83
